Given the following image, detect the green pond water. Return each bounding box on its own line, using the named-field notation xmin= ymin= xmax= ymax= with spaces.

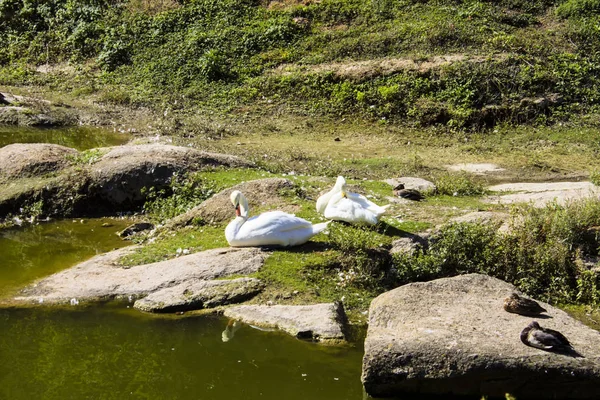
xmin=0 ymin=218 xmax=132 ymax=297
xmin=0 ymin=307 xmax=364 ymax=400
xmin=0 ymin=220 xmax=365 ymax=400
xmin=0 ymin=126 xmax=130 ymax=150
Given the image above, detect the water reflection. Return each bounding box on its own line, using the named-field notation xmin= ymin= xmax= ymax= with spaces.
xmin=0 ymin=218 xmax=132 ymax=297
xmin=0 ymin=126 xmax=130 ymax=150
xmin=0 ymin=307 xmax=365 ymax=400
xmin=222 ymin=319 xmax=242 ymax=342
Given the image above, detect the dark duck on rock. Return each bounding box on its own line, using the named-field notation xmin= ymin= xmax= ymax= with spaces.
xmin=503 ymin=293 xmax=547 ymax=316
xmin=392 ymin=183 xmax=425 ymax=201
xmin=520 ymin=321 xmax=577 ymax=355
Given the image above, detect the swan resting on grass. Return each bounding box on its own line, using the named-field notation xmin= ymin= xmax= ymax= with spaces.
xmin=225 ymin=190 xmax=329 ymax=247
xmin=317 ymin=176 xmax=389 ymax=225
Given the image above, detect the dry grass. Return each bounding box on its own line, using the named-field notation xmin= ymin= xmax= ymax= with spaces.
xmin=270 ymin=54 xmax=509 ymax=81
xmin=126 ymin=0 xmax=180 ymax=15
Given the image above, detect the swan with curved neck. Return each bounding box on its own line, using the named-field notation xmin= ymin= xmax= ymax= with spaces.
xmin=316 ymin=176 xmax=346 ymax=214
xmin=321 ymin=177 xmax=389 ymax=225
xmin=225 ymin=190 xmax=329 ymax=247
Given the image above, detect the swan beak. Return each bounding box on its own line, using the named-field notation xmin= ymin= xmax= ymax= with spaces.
xmin=235 ymin=205 xmax=241 ymax=217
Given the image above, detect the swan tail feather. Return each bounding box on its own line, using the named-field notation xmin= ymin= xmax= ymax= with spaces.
xmin=312 ymin=221 xmax=331 ymax=234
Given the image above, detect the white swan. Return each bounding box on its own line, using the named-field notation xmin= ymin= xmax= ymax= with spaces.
xmin=316 ymin=176 xmax=345 ymax=214
xmin=225 ymin=190 xmax=330 ymax=247
xmin=322 ymin=178 xmax=389 ymax=225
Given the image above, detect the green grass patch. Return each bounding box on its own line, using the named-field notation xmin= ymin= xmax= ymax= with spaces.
xmin=120 ymin=225 xmax=227 ymax=267
xmin=434 ymin=172 xmax=487 ymax=196
xmin=2 ymin=0 xmax=600 ymax=129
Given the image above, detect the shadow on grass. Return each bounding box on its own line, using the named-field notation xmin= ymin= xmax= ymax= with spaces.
xmin=256 ymin=240 xmax=332 ymax=253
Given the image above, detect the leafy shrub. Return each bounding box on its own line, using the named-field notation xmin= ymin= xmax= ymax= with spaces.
xmin=393 ymin=198 xmax=600 ymax=306
xmin=142 ymin=173 xmax=216 ymax=222
xmin=556 ymin=0 xmax=600 ymax=19
xmin=591 ymin=169 xmax=600 ymax=186
xmin=327 ymin=222 xmax=394 ymax=289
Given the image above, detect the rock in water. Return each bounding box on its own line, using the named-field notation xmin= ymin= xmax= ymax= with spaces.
xmin=223 ymin=302 xmax=347 ymax=344
xmin=362 ymin=274 xmax=600 ymax=399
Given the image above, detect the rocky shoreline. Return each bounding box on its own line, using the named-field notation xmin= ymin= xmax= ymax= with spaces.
xmin=2 ymin=135 xmax=600 ymax=396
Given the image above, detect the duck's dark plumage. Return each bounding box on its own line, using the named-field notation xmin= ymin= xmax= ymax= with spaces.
xmin=393 ymin=184 xmax=425 ymax=201
xmin=504 ymin=293 xmax=547 ymax=316
xmin=520 ymin=321 xmax=572 ymax=351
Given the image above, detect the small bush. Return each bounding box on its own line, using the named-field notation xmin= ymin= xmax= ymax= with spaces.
xmin=142 ymin=173 xmax=216 ymax=222
xmin=434 ymin=172 xmax=486 ymax=196
xmin=591 ymin=169 xmax=600 ymax=186
xmin=393 ymin=198 xmax=600 ymax=306
xmin=556 ymin=0 xmax=600 ymax=19
xmin=327 ymin=222 xmax=394 ymax=289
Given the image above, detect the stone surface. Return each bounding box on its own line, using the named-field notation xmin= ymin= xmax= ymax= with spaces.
xmin=390 ymin=234 xmax=429 ymax=255
xmin=446 ymin=163 xmax=505 ymax=174
xmin=384 ymin=177 xmax=436 ymax=193
xmin=14 ymin=247 xmax=269 ymax=304
xmin=484 ymin=181 xmax=600 ymax=207
xmin=0 ymin=144 xmax=252 ymax=217
xmin=223 ymin=302 xmax=347 ymax=343
xmin=88 ymin=144 xmax=251 ymax=208
xmin=362 ymin=274 xmax=600 ymax=399
xmin=0 ymin=143 xmax=78 ymax=182
xmin=134 ymin=277 xmax=264 ymax=313
xmin=166 ymin=178 xmax=297 ymax=227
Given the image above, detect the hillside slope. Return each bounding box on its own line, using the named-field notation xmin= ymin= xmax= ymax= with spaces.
xmin=1 ymin=0 xmax=600 ymax=129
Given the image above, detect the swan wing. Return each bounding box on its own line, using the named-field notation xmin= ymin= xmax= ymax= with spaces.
xmin=239 ymin=211 xmax=312 ymax=236
xmin=346 ymin=192 xmax=389 ymax=216
xmin=324 ymin=194 xmax=378 ymax=225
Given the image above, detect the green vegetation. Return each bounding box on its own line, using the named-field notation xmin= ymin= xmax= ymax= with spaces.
xmin=2 ymin=1 xmax=600 ymax=318
xmin=2 ymin=0 xmax=600 ymax=129
xmin=119 ymin=225 xmax=227 ymax=266
xmin=434 ymin=172 xmax=486 ymax=196
xmin=394 ymin=198 xmax=600 ymax=305
xmin=142 ymin=172 xmax=217 ymax=222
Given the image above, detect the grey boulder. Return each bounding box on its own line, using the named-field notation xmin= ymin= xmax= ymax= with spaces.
xmin=223 ymin=302 xmax=347 ymax=343
xmin=362 ymin=274 xmax=600 ymax=399
xmin=134 ymin=277 xmax=264 ymax=313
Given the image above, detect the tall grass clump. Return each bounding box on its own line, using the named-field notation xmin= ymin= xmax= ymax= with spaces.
xmin=394 ymin=198 xmax=600 ymax=305
xmin=327 ymin=222 xmax=394 ymax=290
xmin=434 ymin=172 xmax=486 ymax=196
xmin=142 ymin=173 xmax=216 ymax=222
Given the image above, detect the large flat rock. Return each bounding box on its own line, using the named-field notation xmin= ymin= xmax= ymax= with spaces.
xmin=0 ymin=144 xmax=253 ymax=217
xmin=484 ymin=181 xmax=600 ymax=207
xmin=133 ymin=277 xmax=264 ymax=313
xmin=362 ymin=274 xmax=600 ymax=399
xmin=14 ymin=247 xmax=268 ymax=304
xmin=88 ymin=144 xmax=252 ymax=207
xmin=0 ymin=143 xmax=78 ymax=182
xmin=223 ymin=303 xmax=347 ymax=343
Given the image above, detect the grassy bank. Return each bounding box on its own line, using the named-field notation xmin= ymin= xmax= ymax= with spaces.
xmin=115 ymin=168 xmax=600 ymax=322
xmin=2 ymin=0 xmax=600 ymax=129
xmin=2 ymin=0 xmax=600 ymax=321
